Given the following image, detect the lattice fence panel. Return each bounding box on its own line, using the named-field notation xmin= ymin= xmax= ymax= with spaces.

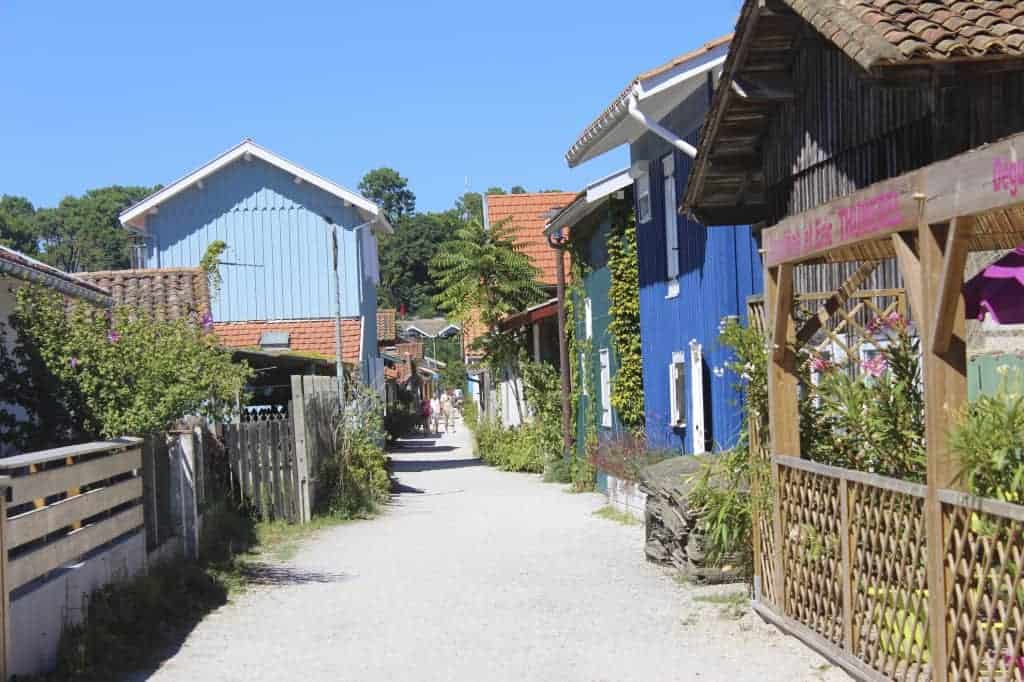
xmin=850 ymin=482 xmax=931 ymax=681
xmin=780 ymin=465 xmax=844 ymax=644
xmin=750 ymin=416 xmax=777 ymax=606
xmin=794 ymin=291 xmax=908 ymax=374
xmin=945 ymin=502 xmax=1024 ymax=681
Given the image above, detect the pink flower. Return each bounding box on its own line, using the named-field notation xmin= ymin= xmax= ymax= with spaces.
xmin=107 ymin=330 xmax=121 ymax=344
xmin=861 ymin=355 xmax=888 ymax=378
xmin=810 ymin=356 xmax=833 ymax=373
xmin=868 ymin=312 xmax=907 ymax=334
xmin=69 ymin=357 xmax=79 ymax=369
xmin=200 ymin=312 xmax=214 ymax=332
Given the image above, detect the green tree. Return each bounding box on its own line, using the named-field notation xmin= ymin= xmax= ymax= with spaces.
xmin=377 ymin=211 xmax=457 ymax=316
xmin=0 ymin=195 xmax=40 ymax=254
xmin=358 ymin=168 xmax=416 ymax=225
xmin=455 ymin=192 xmax=483 ymax=223
xmin=432 ymin=218 xmax=544 ymax=421
xmin=510 ymin=186 xmax=527 ymax=194
xmin=37 ymin=186 xmax=155 ymax=272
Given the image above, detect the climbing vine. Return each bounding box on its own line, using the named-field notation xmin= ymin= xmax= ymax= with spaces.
xmin=199 ymin=240 xmax=228 ymax=300
xmin=606 ymin=197 xmax=644 ymax=428
xmin=566 ymin=256 xmax=597 ymax=491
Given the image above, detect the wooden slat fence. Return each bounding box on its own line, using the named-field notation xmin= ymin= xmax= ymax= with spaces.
xmin=224 ymin=412 xmax=301 ymax=523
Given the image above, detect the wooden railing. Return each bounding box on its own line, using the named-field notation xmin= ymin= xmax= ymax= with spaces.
xmin=756 ymin=456 xmax=1024 ymax=681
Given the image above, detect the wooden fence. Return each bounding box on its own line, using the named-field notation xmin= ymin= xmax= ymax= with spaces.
xmin=0 ymin=438 xmax=146 ymax=680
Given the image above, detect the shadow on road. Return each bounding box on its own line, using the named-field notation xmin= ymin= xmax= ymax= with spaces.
xmin=390 ymin=458 xmax=482 ymax=473
xmin=238 ymin=564 xmax=350 ymax=586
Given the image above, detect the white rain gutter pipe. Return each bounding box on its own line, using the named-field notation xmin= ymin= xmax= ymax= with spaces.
xmin=627 ymin=88 xmax=698 ymax=159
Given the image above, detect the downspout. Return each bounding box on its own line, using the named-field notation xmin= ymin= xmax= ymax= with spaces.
xmin=627 ymin=88 xmax=698 ymax=159
xmin=546 ymin=230 xmax=573 ymax=459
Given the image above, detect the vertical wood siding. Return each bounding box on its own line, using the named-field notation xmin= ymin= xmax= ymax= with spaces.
xmin=639 ymin=141 xmax=763 ymax=453
xmin=143 ymin=157 xmax=368 ymax=323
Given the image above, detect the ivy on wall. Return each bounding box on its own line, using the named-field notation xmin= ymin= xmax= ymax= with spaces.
xmin=566 ymin=256 xmax=597 ymax=491
xmin=606 ymin=198 xmax=644 ymax=429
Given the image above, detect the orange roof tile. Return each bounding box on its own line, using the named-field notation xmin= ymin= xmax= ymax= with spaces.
xmin=485 ymin=192 xmax=577 ymax=286
xmin=212 ymin=318 xmax=363 ymax=364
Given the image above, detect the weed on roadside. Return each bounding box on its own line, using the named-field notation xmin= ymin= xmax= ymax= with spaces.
xmin=693 ymin=590 xmax=749 ymax=620
xmin=592 ymin=505 xmax=641 ymax=525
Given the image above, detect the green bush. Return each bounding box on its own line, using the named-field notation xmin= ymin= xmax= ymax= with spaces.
xmin=317 ymin=387 xmax=391 ymax=518
xmin=0 ymin=285 xmax=250 ymax=450
xmin=951 ymin=366 xmax=1024 ymax=500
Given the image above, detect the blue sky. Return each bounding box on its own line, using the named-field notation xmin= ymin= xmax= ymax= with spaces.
xmin=0 ymin=1 xmax=741 ymax=214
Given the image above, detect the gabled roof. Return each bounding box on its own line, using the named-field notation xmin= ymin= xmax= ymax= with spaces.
xmin=565 ymin=35 xmax=732 ymax=168
xmin=77 ymin=267 xmax=209 ymax=321
xmin=485 ymin=192 xmax=578 ymax=286
xmin=397 ymin=317 xmax=460 ymax=339
xmin=544 ymin=168 xmax=633 ymax=236
xmin=119 ymin=139 xmax=391 ymax=233
xmin=0 ymin=246 xmax=112 ymax=306
xmin=684 ymin=0 xmax=1024 ymax=226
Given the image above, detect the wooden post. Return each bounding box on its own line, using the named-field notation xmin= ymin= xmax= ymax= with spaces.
xmin=765 ymin=264 xmax=799 ymax=615
xmin=838 ymin=478 xmax=854 ymax=653
xmin=918 ymin=219 xmax=968 ymax=682
xmin=0 ymin=484 xmax=10 ymax=682
xmin=291 ymin=376 xmax=312 ymax=523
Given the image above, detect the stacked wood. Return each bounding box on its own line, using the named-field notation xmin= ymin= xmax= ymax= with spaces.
xmin=639 ymin=456 xmax=740 ymax=584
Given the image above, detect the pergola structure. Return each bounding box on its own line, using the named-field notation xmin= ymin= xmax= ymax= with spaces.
xmin=757 ymin=131 xmax=1024 ymax=680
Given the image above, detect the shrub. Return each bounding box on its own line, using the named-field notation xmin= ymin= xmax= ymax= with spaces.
xmin=951 ymin=366 xmax=1024 ymax=501
xmin=0 ymin=285 xmax=249 ymax=450
xmin=316 ymin=386 xmax=391 ymax=518
xmin=588 ymin=431 xmax=671 ymax=482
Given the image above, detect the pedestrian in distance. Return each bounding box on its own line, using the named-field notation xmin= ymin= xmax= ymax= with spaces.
xmin=430 ymin=395 xmax=441 ymax=434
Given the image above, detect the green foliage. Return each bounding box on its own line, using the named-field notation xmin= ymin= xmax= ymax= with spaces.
xmin=801 ymin=315 xmax=926 ymax=480
xmin=432 ymin=217 xmax=544 ymax=327
xmin=383 ymin=398 xmax=421 ymax=443
xmin=606 ymin=197 xmax=644 ymax=427
xmin=358 ymin=167 xmax=416 ymax=225
xmin=317 ymin=386 xmax=391 ymax=518
xmin=567 ymin=261 xmax=597 ymax=492
xmin=0 ymin=286 xmax=250 ymax=449
xmin=0 ymin=194 xmax=40 ymax=254
xmin=588 ymin=432 xmax=672 ymax=483
xmin=199 ymin=239 xmax=228 ymax=300
xmin=593 ymin=505 xmax=640 ymax=525
xmin=377 ymin=211 xmax=457 ymax=316
xmin=951 ymin=366 xmax=1024 ymax=501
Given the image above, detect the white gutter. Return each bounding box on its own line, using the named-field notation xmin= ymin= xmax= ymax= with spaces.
xmin=627 ymin=88 xmax=698 ymax=159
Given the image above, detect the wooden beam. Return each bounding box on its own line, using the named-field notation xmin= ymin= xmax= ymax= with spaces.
xmin=795 ymin=261 xmax=878 ymax=345
xmin=891 ymin=231 xmax=924 ymax=322
xmin=919 ymin=219 xmax=968 ymax=680
xmin=771 ymin=264 xmax=794 ymax=362
xmin=731 ymin=74 xmax=795 ymax=103
xmin=930 ymin=217 xmax=972 ymax=354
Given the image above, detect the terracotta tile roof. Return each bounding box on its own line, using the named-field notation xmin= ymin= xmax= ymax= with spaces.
xmin=77 ymin=268 xmax=210 ymax=322
xmin=390 ymin=341 xmax=424 ymax=361
xmin=377 ymin=308 xmax=397 ymax=343
xmin=486 ymin=192 xmax=577 ymax=286
xmin=212 ymin=318 xmax=363 ymax=365
xmin=785 ymin=0 xmax=1024 ymax=70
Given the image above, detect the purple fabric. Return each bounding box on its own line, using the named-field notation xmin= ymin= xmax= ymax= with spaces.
xmin=964 ymin=246 xmax=1024 ymax=324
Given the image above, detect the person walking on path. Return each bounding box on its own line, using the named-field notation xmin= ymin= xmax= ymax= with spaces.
xmin=440 ymin=391 xmax=454 ymax=433
xmin=420 ymin=398 xmax=432 ymax=434
xmin=430 ymin=395 xmax=441 ymax=434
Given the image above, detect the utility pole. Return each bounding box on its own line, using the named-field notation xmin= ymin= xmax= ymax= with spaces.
xmin=328 ymin=217 xmax=345 ymax=405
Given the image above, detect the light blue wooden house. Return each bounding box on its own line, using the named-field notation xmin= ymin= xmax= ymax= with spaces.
xmin=564 ymin=36 xmax=762 ymax=455
xmin=118 ymin=139 xmax=391 ymax=385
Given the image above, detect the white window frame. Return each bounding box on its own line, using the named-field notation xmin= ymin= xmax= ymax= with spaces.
xmin=690 ymin=340 xmax=706 ymax=454
xmin=579 ymin=351 xmax=588 ymax=396
xmin=636 ymin=173 xmax=652 ymax=224
xmin=669 ymin=351 xmax=686 ymax=428
xmin=584 ymin=297 xmax=593 ymax=340
xmin=599 ymin=348 xmax=612 ymax=428
xmin=663 ymin=153 xmax=680 ymax=291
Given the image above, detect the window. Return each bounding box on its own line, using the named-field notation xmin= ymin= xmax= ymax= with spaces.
xmin=579 ymin=352 xmax=588 ymax=396
xmin=668 ymin=351 xmax=686 ymax=427
xmin=599 ymin=349 xmax=612 ymax=428
xmin=637 ymin=173 xmax=652 ymax=224
xmin=690 ymin=340 xmax=706 ymax=454
xmin=663 ymin=154 xmax=679 ymax=284
xmin=584 ymin=297 xmax=593 ymax=340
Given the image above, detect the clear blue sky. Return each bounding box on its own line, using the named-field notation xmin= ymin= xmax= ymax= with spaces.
xmin=0 ymin=1 xmax=741 ymax=214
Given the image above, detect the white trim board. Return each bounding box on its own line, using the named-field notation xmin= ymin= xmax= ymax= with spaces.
xmin=119 ymin=139 xmax=391 ymax=234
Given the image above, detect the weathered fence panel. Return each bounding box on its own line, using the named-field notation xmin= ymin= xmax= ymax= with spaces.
xmin=224 ymin=412 xmax=300 ymax=522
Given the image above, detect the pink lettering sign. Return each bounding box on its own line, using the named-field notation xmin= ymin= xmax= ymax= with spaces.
xmin=994 ymin=157 xmax=1024 ymax=197
xmin=836 ymin=191 xmax=903 ymax=242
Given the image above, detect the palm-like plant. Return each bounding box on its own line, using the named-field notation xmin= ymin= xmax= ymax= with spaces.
xmin=432 ymin=218 xmax=545 ymax=421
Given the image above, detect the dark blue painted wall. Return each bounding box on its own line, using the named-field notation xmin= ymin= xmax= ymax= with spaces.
xmin=635 ymin=137 xmax=762 ymax=454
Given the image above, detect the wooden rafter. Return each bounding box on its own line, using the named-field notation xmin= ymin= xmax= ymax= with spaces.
xmin=794 ymin=261 xmax=878 ymax=346
xmin=891 ymin=231 xmax=923 ymax=322
xmin=930 ymin=216 xmax=972 ymax=355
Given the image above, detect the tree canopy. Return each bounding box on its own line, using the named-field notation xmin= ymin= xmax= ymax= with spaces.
xmin=358 ymin=168 xmax=416 ymax=225
xmin=0 ymin=186 xmax=156 ymax=272
xmin=377 ymin=211 xmax=459 ymax=317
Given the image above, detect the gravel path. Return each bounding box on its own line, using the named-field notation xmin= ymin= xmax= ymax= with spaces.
xmin=144 ymin=423 xmax=850 ymax=682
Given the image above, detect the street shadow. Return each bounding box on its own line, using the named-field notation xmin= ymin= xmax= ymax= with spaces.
xmin=237 ymin=564 xmax=350 ymax=586
xmin=392 ymin=445 xmax=458 ymax=456
xmin=390 ymin=458 xmax=483 ymax=473
xmin=390 ymin=478 xmax=425 ymax=494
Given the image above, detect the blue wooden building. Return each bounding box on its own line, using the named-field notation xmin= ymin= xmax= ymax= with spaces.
xmin=564 ymin=36 xmax=762 ymax=454
xmin=118 ymin=139 xmax=390 ymax=385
